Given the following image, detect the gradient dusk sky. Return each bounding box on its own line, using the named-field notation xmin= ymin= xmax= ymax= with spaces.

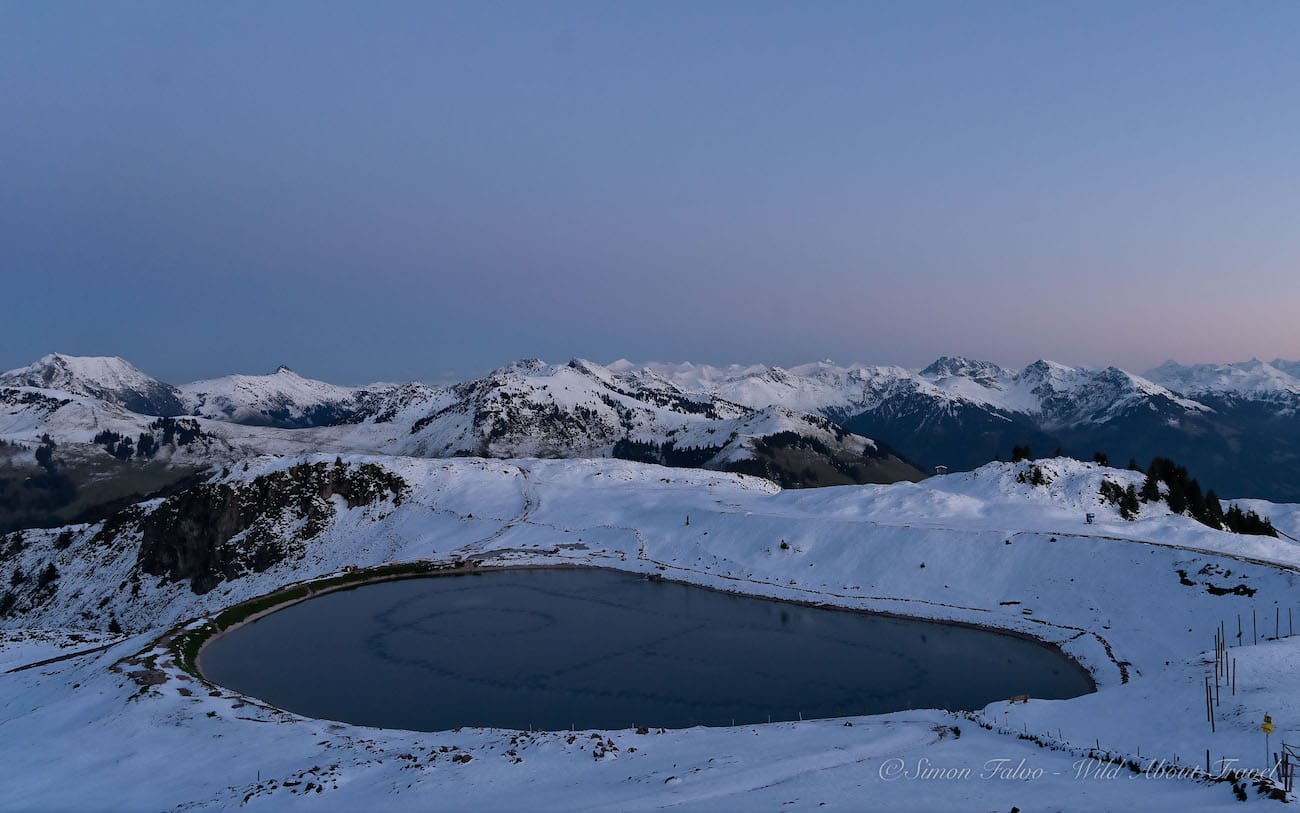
xmin=2 ymin=1 xmax=1298 ymax=384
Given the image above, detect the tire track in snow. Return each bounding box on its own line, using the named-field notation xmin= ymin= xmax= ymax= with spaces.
xmin=461 ymin=464 xmax=537 ymax=556
xmin=3 ymin=639 xmax=126 ymax=674
xmin=1010 ymin=529 xmax=1300 ymax=575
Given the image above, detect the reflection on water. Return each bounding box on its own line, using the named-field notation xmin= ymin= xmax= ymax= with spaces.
xmin=198 ymin=568 xmax=1093 ymax=731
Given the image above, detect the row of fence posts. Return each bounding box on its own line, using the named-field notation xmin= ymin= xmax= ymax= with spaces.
xmin=1229 ymin=607 xmax=1294 ymax=647
xmin=1283 ymin=744 xmax=1299 ymax=793
xmin=1205 ymin=609 xmax=1292 ymax=730
xmin=1208 ymin=608 xmax=1295 ymax=713
xmin=1205 ymin=609 xmax=1299 ymax=794
xmin=1206 ymin=622 xmax=1234 ymax=732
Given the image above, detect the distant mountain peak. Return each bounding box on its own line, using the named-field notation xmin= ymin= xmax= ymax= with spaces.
xmin=1270 ymin=358 xmax=1300 ymax=378
xmin=0 ymin=352 xmax=183 ymax=416
xmin=500 ymin=358 xmax=548 ymax=376
xmin=8 ymin=352 xmax=144 ymax=382
xmin=920 ymin=356 xmax=1005 ymax=383
xmin=1144 ymin=358 xmax=1300 ymax=399
xmin=177 ymin=366 xmax=370 ymax=428
xmin=1020 ymin=358 xmax=1073 ymax=376
xmin=1146 ymin=359 xmax=1184 ymax=375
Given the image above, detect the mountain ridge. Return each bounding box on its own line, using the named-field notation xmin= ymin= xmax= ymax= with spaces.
xmin=0 ymin=353 xmax=184 ymax=417
xmin=0 ymin=355 xmax=925 ymax=532
xmin=6 ymin=351 xmax=1300 ymax=501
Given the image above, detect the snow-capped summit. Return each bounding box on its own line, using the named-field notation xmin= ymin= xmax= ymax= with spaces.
xmin=1145 ymin=359 xmax=1300 ymax=400
xmin=1015 ymin=358 xmax=1077 ymax=388
xmin=178 ymin=366 xmax=376 ymax=428
xmin=919 ymin=356 xmax=1007 ymax=386
xmin=1012 ymin=362 xmax=1207 ymax=429
xmin=0 ymin=353 xmax=183 ymax=416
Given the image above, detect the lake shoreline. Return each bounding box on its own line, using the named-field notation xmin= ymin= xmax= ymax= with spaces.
xmin=191 ymin=557 xmax=1097 ymax=730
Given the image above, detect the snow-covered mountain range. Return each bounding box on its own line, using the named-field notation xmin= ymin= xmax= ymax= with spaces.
xmin=5 ymin=352 xmax=1300 ymax=516
xmin=0 ymin=355 xmax=922 ymax=531
xmin=0 ymin=355 xmax=913 ymax=475
xmin=629 ymin=355 xmax=1208 ymax=426
xmin=638 ymin=355 xmax=1300 ymax=501
xmin=1145 ymin=358 xmax=1300 ymax=403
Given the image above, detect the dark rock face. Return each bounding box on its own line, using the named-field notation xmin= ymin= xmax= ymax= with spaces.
xmin=920 ymin=356 xmax=1007 ymax=387
xmin=132 ymin=461 xmax=407 ymax=594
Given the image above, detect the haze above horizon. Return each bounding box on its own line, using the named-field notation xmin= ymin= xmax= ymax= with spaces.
xmin=3 ymin=2 xmax=1298 ymax=384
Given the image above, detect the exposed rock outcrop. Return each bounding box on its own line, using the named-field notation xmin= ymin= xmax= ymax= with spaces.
xmin=128 ymin=461 xmax=407 ymax=594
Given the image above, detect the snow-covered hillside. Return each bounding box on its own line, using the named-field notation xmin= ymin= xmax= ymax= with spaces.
xmin=379 ymin=359 xmax=887 ymax=469
xmin=178 ymin=365 xmax=381 ymax=428
xmin=2 ymin=456 xmax=1297 ymax=809
xmin=1269 ymin=359 xmax=1300 ymax=379
xmin=639 ymin=356 xmax=1205 ymax=428
xmin=1147 ymin=359 xmax=1300 ymax=403
xmin=0 ymin=353 xmax=183 ymax=416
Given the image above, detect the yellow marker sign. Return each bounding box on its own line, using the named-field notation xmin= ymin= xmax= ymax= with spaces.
xmin=1263 ymin=714 xmax=1276 ymax=734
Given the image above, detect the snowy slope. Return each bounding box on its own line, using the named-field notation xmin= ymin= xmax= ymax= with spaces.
xmin=325 ymin=359 xmax=914 ymax=485
xmin=394 ymin=358 xmax=744 ymax=458
xmin=1270 ymin=358 xmax=1300 ymax=379
xmin=1147 ymin=359 xmax=1300 ymax=401
xmin=1014 ymin=360 xmax=1208 ymax=428
xmin=0 ymin=388 xmax=165 ymax=455
xmin=0 ymin=353 xmax=183 ymax=416
xmin=2 ymin=456 xmax=1298 ymax=809
xmin=177 ymin=366 xmax=382 ymax=428
xmin=0 ymin=386 xmax=304 ymax=464
xmin=644 ymin=356 xmax=1208 ymax=427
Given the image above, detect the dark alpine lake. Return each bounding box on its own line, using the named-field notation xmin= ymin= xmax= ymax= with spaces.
xmin=197 ymin=568 xmax=1093 ymax=731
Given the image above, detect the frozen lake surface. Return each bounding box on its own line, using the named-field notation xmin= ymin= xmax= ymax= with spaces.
xmin=198 ymin=568 xmax=1093 ymax=731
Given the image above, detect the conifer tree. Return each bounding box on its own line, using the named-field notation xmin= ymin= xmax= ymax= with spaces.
xmin=1120 ymin=484 xmax=1140 ymax=519
xmin=1140 ymin=473 xmax=1161 ymax=503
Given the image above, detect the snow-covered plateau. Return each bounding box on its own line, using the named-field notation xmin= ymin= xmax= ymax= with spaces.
xmin=2 ymin=456 xmax=1299 ymax=811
